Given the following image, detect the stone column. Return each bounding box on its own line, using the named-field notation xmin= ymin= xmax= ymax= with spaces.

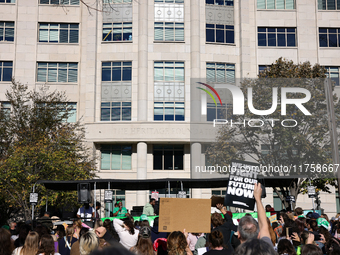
xmin=137 ymin=142 xmax=147 ymax=206
xmin=191 ymin=142 xmax=202 ymax=198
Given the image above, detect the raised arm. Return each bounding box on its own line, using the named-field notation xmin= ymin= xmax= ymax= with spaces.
xmin=113 ymin=218 xmax=125 ymax=233
xmin=254 ymin=182 xmax=270 ymax=239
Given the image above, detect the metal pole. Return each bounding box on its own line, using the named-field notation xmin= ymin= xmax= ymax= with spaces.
xmin=181 ymin=181 xmax=183 ymax=191
xmin=94 ymin=182 xmax=96 ymax=224
xmin=32 ymin=184 xmax=35 ymax=221
xmin=107 ymin=182 xmax=111 ymax=218
xmin=45 ymin=194 xmax=48 ymax=212
xmin=168 ymin=181 xmax=170 ymax=197
xmin=324 ymin=79 xmax=340 ymax=206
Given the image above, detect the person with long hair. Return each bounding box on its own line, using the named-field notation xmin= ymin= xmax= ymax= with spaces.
xmin=12 ymin=231 xmax=40 ymax=255
xmin=113 ymin=218 xmax=139 ymax=249
xmin=167 ymin=230 xmax=193 ymax=255
xmin=205 ymin=230 xmax=232 ymax=255
xmin=130 ymin=226 xmax=154 ymax=255
xmin=103 ymin=219 xmax=119 ymax=242
xmin=266 ymin=218 xmax=277 ymax=246
xmin=70 ymin=228 xmax=89 ymax=255
xmin=277 ymin=239 xmax=297 ymax=255
xmin=38 ymin=234 xmax=61 ymax=255
xmin=73 ymin=219 xmax=83 ymax=239
xmin=58 ymin=225 xmax=78 ymax=255
xmin=0 ymin=228 xmax=14 ymax=255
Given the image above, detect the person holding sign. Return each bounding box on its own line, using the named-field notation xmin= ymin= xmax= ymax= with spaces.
xmin=233 ymin=183 xmax=276 ymax=255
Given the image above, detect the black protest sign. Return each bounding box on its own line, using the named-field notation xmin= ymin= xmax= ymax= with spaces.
xmin=224 ymin=160 xmax=260 ymax=210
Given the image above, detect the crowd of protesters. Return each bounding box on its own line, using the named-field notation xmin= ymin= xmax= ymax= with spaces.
xmin=1 ymin=183 xmax=340 ymax=255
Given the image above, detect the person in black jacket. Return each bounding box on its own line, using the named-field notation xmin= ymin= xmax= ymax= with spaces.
xmin=210 ymin=204 xmax=238 ymax=252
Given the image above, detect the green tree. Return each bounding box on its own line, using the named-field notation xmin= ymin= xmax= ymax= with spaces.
xmin=0 ymin=81 xmax=97 ymax=221
xmin=206 ymin=58 xmax=339 ymax=209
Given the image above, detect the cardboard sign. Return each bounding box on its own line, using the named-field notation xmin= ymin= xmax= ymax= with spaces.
xmin=211 ymin=195 xmax=225 ymax=207
xmin=159 ymin=198 xmax=211 ymax=233
xmin=225 ymin=160 xmax=260 ymax=210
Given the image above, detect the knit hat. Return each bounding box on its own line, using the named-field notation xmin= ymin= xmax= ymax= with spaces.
xmin=317 ymin=217 xmax=330 ymax=230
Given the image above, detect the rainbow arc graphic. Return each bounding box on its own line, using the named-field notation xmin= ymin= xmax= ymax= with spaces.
xmin=196 ymin=82 xmax=223 ymax=106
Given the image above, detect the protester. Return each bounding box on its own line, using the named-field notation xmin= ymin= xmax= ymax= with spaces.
xmin=187 ymin=232 xmax=204 ymax=253
xmin=73 ymin=219 xmax=83 ymax=239
xmin=38 ymin=212 xmax=53 ymax=231
xmin=14 ymin=224 xmax=31 ymax=248
xmin=212 ymin=204 xmax=237 ymax=250
xmin=204 ymin=230 xmax=232 ymax=255
xmin=143 ymin=199 xmax=156 ymax=216
xmin=58 ymin=225 xmax=78 ymax=255
xmin=79 ymin=231 xmax=99 ymax=255
xmin=94 ymin=219 xmax=103 ymax=230
xmin=167 ymin=230 xmax=193 ymax=255
xmin=70 ymin=228 xmax=89 ymax=255
xmin=95 ymin=202 xmax=101 ymax=219
xmin=277 ymin=239 xmax=296 ymax=255
xmin=300 ymin=244 xmax=323 ymax=255
xmin=113 ymin=218 xmax=139 ymax=249
xmin=233 ymin=238 xmax=276 ymax=255
xmin=12 ymin=231 xmax=40 ymax=255
xmin=38 ymin=234 xmax=61 ymax=255
xmin=130 ymin=226 xmax=154 ymax=255
xmin=0 ymin=228 xmax=14 ymax=255
xmin=112 ymin=201 xmax=129 ymax=217
xmin=103 ymin=219 xmax=120 ymax=242
xmin=9 ymin=222 xmax=17 ymax=236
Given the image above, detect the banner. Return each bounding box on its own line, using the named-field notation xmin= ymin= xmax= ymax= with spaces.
xmin=225 ymin=160 xmax=260 ymax=210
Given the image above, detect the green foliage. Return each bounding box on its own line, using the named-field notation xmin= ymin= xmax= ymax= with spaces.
xmin=0 ymin=81 xmax=97 ymax=220
xmin=207 ymin=58 xmax=339 ymax=208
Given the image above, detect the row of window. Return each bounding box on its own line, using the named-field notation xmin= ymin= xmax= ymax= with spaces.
xmin=1 ymin=0 xmax=339 ymax=11
xmin=100 ymin=144 xmax=184 ymax=170
xmin=4 ymin=22 xmax=340 ymax=48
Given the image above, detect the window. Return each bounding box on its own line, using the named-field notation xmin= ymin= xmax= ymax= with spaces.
xmin=207 ymin=103 xmax=227 ymax=121
xmin=101 ymin=102 xmax=131 ymax=121
xmin=0 ymin=61 xmax=12 ymax=82
xmin=155 ymin=0 xmax=184 ymax=3
xmin=0 ymin=0 xmax=15 ymax=3
xmin=257 ymin=0 xmax=295 ymax=9
xmin=325 ymin=67 xmax=340 ymax=86
xmin=319 ymin=28 xmax=340 ymax=47
xmin=206 ymin=0 xmax=233 ymax=5
xmin=258 ymin=27 xmax=296 ymax=47
xmin=101 ymin=62 xmax=132 ymax=122
xmin=318 ymin=0 xmax=340 ymax=10
xmin=102 ymin=22 xmax=132 ymax=42
xmin=37 ymin=62 xmax=78 ymax=83
xmin=154 ymin=62 xmax=185 ymax=121
xmin=102 ymin=62 xmax=132 ymax=81
xmin=153 ymin=145 xmax=184 ymax=170
xmin=0 ymin=22 xmax=14 ymax=42
xmin=154 ymin=62 xmax=184 ymax=82
xmin=101 ymin=144 xmax=132 ymax=170
xmin=154 ymin=102 xmax=184 ymax=121
xmin=154 ymin=22 xmax=184 ymax=42
xmin=206 ymin=24 xmax=234 ymax=44
xmin=39 ymin=0 xmax=79 ymax=4
xmin=59 ymin=102 xmax=77 ymax=123
xmin=259 ymin=65 xmax=268 ymax=73
xmin=206 ymin=63 xmax=235 ymax=83
xmin=39 ymin=23 xmax=79 ymax=43
xmin=0 ymin=102 xmax=11 ymax=118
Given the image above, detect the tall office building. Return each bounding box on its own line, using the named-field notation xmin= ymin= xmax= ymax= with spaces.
xmin=1 ymin=0 xmax=340 ymax=215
